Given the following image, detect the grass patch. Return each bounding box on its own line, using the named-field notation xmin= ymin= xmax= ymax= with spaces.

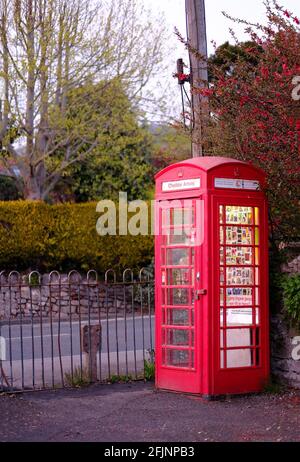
xmin=143 ymin=349 xmax=155 ymax=381
xmin=109 ymin=374 xmax=133 ymax=384
xmin=144 ymin=359 xmax=155 ymax=381
xmin=64 ymin=367 xmax=91 ymax=388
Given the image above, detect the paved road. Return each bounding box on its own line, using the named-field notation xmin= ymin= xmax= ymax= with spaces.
xmin=0 ymin=316 xmax=154 ymax=360
xmin=0 ymin=316 xmax=155 ymax=389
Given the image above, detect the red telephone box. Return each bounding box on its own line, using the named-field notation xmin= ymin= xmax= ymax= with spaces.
xmin=155 ymin=157 xmax=269 ymax=397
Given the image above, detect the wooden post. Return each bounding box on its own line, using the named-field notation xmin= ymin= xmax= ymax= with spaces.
xmin=185 ymin=0 xmax=209 ymax=157
xmin=81 ymin=324 xmax=101 ymax=382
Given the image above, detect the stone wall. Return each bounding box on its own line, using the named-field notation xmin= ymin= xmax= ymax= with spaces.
xmin=281 ymin=254 xmax=300 ymax=274
xmin=271 ymin=314 xmax=300 ymax=388
xmin=0 ymin=274 xmax=147 ymax=319
xmin=271 ymin=255 xmax=300 ymax=389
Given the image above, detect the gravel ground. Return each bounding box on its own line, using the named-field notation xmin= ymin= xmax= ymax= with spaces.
xmin=0 ymin=382 xmax=300 ymax=442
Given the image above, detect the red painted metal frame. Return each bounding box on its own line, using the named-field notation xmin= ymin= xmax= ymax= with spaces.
xmin=155 ymin=157 xmax=270 ymax=396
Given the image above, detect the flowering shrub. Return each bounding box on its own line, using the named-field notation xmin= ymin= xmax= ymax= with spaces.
xmin=189 ymin=0 xmax=300 ymax=249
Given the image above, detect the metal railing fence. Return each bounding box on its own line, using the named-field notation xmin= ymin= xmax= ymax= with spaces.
xmin=0 ymin=269 xmax=154 ymax=393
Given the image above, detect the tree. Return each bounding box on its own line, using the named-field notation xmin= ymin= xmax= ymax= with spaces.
xmin=208 ymin=41 xmax=263 ymax=82
xmin=0 ymin=175 xmax=21 ymax=200
xmin=0 ymin=0 xmax=166 ymax=200
xmin=149 ymin=123 xmax=191 ymax=172
xmin=68 ymin=138 xmax=154 ymax=203
xmin=50 ymin=79 xmax=155 ymax=202
xmin=192 ymin=0 xmax=300 ymax=249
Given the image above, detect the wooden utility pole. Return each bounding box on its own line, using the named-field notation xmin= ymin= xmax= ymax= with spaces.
xmin=185 ymin=0 xmax=208 ymax=157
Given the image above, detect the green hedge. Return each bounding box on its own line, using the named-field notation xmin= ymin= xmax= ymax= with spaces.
xmin=0 ymin=201 xmax=154 ymax=273
xmin=282 ymin=274 xmax=300 ymax=331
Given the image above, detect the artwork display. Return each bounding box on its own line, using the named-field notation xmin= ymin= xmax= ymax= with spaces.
xmin=225 ymin=246 xmax=253 ymax=265
xmin=220 ymin=288 xmax=253 ymax=307
xmin=220 ymin=267 xmax=254 ymax=286
xmin=225 ymin=206 xmax=253 ymax=225
xmin=220 ymin=226 xmax=253 ymax=245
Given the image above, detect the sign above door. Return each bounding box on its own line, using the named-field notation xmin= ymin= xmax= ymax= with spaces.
xmin=214 ymin=178 xmax=260 ymax=190
xmin=162 ymin=178 xmax=201 ymax=192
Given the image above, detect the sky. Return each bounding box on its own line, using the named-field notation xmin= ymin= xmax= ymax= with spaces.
xmin=147 ymin=0 xmax=300 ymax=54
xmin=143 ymin=0 xmax=300 ymax=121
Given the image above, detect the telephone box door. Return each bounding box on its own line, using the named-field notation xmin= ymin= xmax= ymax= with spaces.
xmin=155 ymin=198 xmax=203 ymax=394
xmin=211 ymin=198 xmax=269 ymax=394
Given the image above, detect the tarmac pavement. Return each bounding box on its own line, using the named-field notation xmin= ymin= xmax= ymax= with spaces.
xmin=0 ymin=381 xmax=300 ymax=442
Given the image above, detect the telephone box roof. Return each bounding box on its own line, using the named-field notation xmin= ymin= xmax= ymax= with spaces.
xmin=155 ymin=156 xmax=265 ymax=180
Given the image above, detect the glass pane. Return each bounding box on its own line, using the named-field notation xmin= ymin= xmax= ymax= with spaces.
xmin=165 ymin=329 xmax=190 ymax=346
xmin=220 ymin=227 xmax=224 ymax=244
xmin=162 ymin=208 xmax=170 ymax=227
xmin=190 ymin=351 xmax=195 ymax=368
xmin=167 ymin=248 xmax=189 ymax=266
xmin=167 ymin=288 xmax=189 ymax=306
xmin=225 ymin=226 xmax=253 ymax=245
xmin=173 ymin=208 xmax=184 ymax=226
xmin=255 ymin=248 xmax=260 ymax=265
xmin=220 ymin=246 xmax=224 ymax=265
xmin=161 ymin=289 xmax=168 ymax=306
xmin=219 ymin=206 xmax=224 ymax=224
xmin=167 ymin=268 xmax=191 ymax=286
xmin=166 ymin=309 xmax=190 ymax=326
xmin=226 ymin=267 xmax=254 ymax=286
xmin=225 ymin=247 xmax=253 ymax=265
xmin=167 ymin=227 xmax=196 ymax=246
xmin=220 ymin=308 xmax=224 ymax=326
xmin=254 ymin=207 xmax=260 ymax=225
xmin=225 ymin=206 xmax=254 ymax=225
xmin=223 ymin=349 xmax=253 ymax=368
xmin=255 ymin=228 xmax=260 ymax=245
xmin=225 ymin=328 xmax=253 ymax=348
xmin=226 ymin=288 xmax=253 ymax=306
xmin=220 ymin=268 xmax=225 ymax=285
xmin=222 ymin=308 xmax=256 ymax=327
xmin=171 ymin=208 xmax=194 ymax=226
xmin=165 ymin=349 xmax=189 ymax=367
xmin=255 ymin=267 xmax=260 ymax=285
xmin=220 ymin=351 xmax=225 ymax=369
xmin=220 ymin=288 xmax=224 ymax=306
xmin=161 ymin=248 xmax=166 ymax=266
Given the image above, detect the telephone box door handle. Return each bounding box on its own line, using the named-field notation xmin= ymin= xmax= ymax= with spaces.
xmin=196 ymin=289 xmax=207 ymax=300
xmin=198 ymin=289 xmax=207 ymax=295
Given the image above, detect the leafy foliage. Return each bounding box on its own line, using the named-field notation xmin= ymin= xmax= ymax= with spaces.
xmin=208 ymin=41 xmax=263 ymax=82
xmin=150 ymin=124 xmax=191 ymax=173
xmin=281 ymin=274 xmax=300 ymax=330
xmin=0 ymin=176 xmax=22 ymax=201
xmin=0 ymin=201 xmax=154 ymax=273
xmin=50 ymin=80 xmax=155 ymax=203
xmin=0 ymin=0 xmax=167 ymax=200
